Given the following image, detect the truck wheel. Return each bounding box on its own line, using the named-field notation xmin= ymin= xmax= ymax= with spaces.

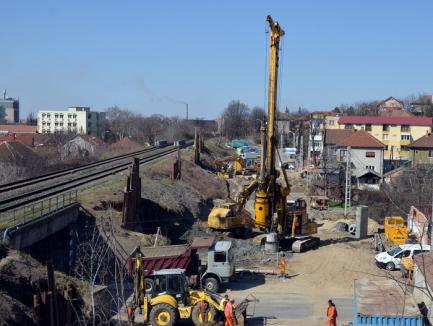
xmin=385 ymin=262 xmax=395 ymax=271
xmin=150 ymin=303 xmax=177 ymax=326
xmin=192 ymin=303 xmax=216 ymax=325
xmin=203 ymin=277 xmax=220 ymax=293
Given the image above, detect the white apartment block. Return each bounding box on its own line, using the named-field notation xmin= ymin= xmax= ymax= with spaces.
xmin=37 ymin=107 xmax=105 ymax=137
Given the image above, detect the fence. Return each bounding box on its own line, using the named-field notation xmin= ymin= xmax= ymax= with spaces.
xmin=0 ymin=190 xmax=78 ymax=230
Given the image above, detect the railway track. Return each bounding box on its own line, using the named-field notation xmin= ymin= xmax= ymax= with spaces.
xmin=0 ymin=146 xmax=158 ymax=193
xmin=0 ymin=143 xmax=189 ymax=212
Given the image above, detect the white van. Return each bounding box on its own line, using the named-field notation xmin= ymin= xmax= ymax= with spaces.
xmin=375 ymin=244 xmax=431 ymax=271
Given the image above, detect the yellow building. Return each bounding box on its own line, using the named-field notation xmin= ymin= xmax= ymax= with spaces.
xmin=336 ymin=116 xmax=432 ymax=160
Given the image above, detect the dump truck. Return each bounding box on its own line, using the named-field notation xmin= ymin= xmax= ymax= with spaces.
xmin=128 ymin=237 xmax=235 ymax=293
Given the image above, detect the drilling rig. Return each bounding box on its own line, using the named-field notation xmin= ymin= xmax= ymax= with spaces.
xmin=254 ymin=15 xmax=319 ymax=252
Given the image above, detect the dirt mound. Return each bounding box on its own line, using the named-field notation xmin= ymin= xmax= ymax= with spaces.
xmin=0 ymin=293 xmax=34 ymax=326
xmin=110 ymin=137 xmax=144 ymax=153
xmin=0 ymin=141 xmax=41 ymax=166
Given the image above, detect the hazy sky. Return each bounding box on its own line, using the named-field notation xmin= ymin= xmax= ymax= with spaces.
xmin=2 ymin=1 xmax=433 ymax=119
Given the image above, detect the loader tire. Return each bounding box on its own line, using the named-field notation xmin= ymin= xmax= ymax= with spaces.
xmin=150 ymin=303 xmax=177 ymax=326
xmin=192 ymin=303 xmax=216 ymax=325
xmin=145 ymin=278 xmax=154 ymax=294
xmin=348 ymin=224 xmax=357 ymax=234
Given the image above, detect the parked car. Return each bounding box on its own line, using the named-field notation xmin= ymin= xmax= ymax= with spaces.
xmin=154 ymin=140 xmax=169 ymax=147
xmin=375 ymin=244 xmax=431 ymax=271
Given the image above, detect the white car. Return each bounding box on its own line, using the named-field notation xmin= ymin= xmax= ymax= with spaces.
xmin=375 ymin=244 xmax=431 ymax=271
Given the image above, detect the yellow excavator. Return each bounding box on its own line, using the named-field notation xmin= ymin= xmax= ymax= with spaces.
xmin=208 ymin=180 xmax=258 ymax=237
xmin=254 ymin=16 xmax=319 ymax=252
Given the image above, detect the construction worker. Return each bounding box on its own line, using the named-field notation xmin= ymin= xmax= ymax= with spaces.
xmin=326 ymin=299 xmax=338 ymax=326
xmin=199 ymin=300 xmax=209 ymax=323
xmin=278 ymin=252 xmax=286 ymax=278
xmin=223 ymin=294 xmax=229 ymax=308
xmin=126 ymin=301 xmax=135 ymax=326
xmin=224 ymin=298 xmax=237 ymax=326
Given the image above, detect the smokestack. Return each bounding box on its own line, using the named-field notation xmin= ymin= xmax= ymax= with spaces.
xmin=2 ymin=89 xmax=6 ymax=100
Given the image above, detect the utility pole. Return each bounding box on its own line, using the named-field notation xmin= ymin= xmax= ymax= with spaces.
xmin=306 ymin=133 xmax=311 ymax=191
xmin=344 ymin=146 xmax=352 ymax=217
xmin=299 ymin=132 xmax=304 ymax=171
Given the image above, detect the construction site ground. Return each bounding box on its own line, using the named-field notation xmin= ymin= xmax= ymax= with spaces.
xmin=218 ymin=171 xmax=388 ymax=326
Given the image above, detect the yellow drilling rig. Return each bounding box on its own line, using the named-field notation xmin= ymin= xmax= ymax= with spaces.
xmin=255 ymin=16 xmax=319 ymax=252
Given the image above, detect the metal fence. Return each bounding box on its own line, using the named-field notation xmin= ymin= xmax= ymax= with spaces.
xmin=0 ymin=190 xmax=78 ymax=230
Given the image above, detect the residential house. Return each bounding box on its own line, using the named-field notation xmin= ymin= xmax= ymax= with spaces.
xmin=411 ymin=95 xmax=433 ymax=116
xmin=337 ymin=115 xmax=432 ymax=161
xmin=377 ymin=96 xmax=405 ymax=114
xmin=308 ymin=111 xmax=338 ymax=164
xmin=60 ymin=134 xmax=104 ymax=160
xmin=408 ymin=132 xmax=433 ymax=166
xmin=335 ymin=130 xmax=385 ymax=189
xmin=323 ymin=129 xmax=355 ymax=158
xmin=412 ymin=251 xmax=433 ymax=325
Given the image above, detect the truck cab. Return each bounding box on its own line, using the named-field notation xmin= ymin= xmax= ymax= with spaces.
xmin=202 ymin=240 xmax=235 ymax=293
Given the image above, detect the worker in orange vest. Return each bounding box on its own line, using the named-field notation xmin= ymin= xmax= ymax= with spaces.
xmin=224 ymin=298 xmax=237 ymax=326
xmin=326 ymin=299 xmax=338 ymax=326
xmin=126 ymin=302 xmax=135 ymax=326
xmin=278 ymin=252 xmax=286 ymax=278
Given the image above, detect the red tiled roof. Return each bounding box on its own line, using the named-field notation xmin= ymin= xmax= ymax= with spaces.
xmin=408 ymin=133 xmax=433 ymax=149
xmin=336 ymin=130 xmax=385 ymax=148
xmin=0 ymin=134 xmax=35 ymax=147
xmin=0 ymin=124 xmax=37 ymax=134
xmin=338 ymin=115 xmax=432 ymax=126
xmin=324 ymin=129 xmax=355 ymax=145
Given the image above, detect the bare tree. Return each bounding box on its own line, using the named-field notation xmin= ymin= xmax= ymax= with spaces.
xmin=221 ymin=100 xmax=250 ymax=139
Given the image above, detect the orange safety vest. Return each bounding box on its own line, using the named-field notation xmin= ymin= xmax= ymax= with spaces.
xmin=224 ymin=301 xmax=234 ymax=319
xmin=279 ymin=257 xmax=286 ymax=273
xmin=327 ymin=305 xmax=337 ymax=320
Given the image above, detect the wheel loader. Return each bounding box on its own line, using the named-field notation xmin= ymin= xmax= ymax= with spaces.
xmin=132 ymin=267 xmax=248 ymax=326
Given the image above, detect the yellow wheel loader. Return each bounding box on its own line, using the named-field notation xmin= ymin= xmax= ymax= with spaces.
xmin=133 ymin=267 xmax=248 ymax=326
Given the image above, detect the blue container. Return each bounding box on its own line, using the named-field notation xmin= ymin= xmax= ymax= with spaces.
xmin=229 ymin=139 xmax=248 ymax=149
xmin=353 ymin=280 xmax=424 ymax=326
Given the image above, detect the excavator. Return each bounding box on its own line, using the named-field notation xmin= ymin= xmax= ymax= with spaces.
xmin=207 ymin=179 xmax=258 ymax=237
xmin=254 ymin=16 xmax=319 ymax=252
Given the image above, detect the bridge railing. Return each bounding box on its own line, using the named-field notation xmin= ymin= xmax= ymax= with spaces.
xmin=0 ymin=190 xmax=78 ymax=231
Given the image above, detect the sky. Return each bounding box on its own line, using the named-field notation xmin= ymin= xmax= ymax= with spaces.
xmin=2 ymin=1 xmax=433 ymax=119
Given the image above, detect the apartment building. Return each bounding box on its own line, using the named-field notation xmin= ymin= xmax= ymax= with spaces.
xmin=337 ymin=116 xmax=432 ymax=160
xmin=0 ymin=90 xmax=19 ymax=123
xmin=37 ymin=107 xmax=105 ymax=137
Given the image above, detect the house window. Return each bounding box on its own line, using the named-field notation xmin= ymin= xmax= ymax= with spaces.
xmin=385 ymin=145 xmax=388 ymax=151
xmin=60 ymin=123 xmax=63 ymax=126
xmin=366 ymin=124 xmax=372 ymax=131
xmin=365 ymin=165 xmax=375 ymax=170
xmin=383 ymin=134 xmax=389 ymax=140
xmin=345 ymin=124 xmax=353 ymax=129
xmin=401 ymin=125 xmax=410 ymax=132
xmin=88 ymin=122 xmax=92 ymax=127
xmin=401 ymin=135 xmax=411 ymax=141
xmin=73 ymin=122 xmax=77 ymax=126
xmin=366 ymin=152 xmax=375 ymax=158
xmin=339 ymin=150 xmax=347 ymax=161
xmin=55 ymin=122 xmax=58 ymax=126
xmin=429 ymin=150 xmax=433 ymax=157
xmin=329 ymin=120 xmax=334 ymax=126
xmin=88 ymin=114 xmax=91 ymax=119
xmin=400 ymin=146 xmax=409 ymax=152
xmin=383 ymin=124 xmax=390 ymax=131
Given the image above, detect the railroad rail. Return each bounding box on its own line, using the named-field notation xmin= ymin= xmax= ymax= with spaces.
xmin=0 ymin=142 xmax=190 ymax=213
xmin=0 ymin=145 xmax=159 ymax=193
